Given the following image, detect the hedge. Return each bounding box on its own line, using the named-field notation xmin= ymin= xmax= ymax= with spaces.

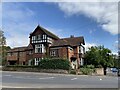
xmin=38 ymin=58 xmax=71 ymax=70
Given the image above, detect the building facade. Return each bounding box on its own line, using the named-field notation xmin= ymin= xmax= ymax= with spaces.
xmin=7 ymin=25 xmax=85 ymax=68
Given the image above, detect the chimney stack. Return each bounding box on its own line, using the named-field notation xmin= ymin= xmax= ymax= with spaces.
xmin=70 ymin=35 xmax=74 ymax=38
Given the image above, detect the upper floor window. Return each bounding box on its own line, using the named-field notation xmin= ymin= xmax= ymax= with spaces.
xmin=35 ymin=35 xmax=41 ymax=40
xmin=32 ymin=34 xmax=48 ymax=43
xmin=79 ymin=46 xmax=84 ymax=54
xmin=35 ymin=44 xmax=45 ymax=53
xmin=35 ymin=44 xmax=42 ymax=53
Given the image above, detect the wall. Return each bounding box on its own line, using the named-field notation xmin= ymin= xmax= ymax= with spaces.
xmin=95 ymin=68 xmax=104 ymax=75
xmin=7 ymin=52 xmax=18 ymax=61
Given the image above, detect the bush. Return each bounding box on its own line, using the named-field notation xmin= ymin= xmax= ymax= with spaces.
xmin=69 ymin=70 xmax=76 ymax=74
xmin=38 ymin=58 xmax=71 ymax=70
xmin=86 ymin=65 xmax=95 ymax=69
xmin=80 ymin=68 xmax=94 ymax=75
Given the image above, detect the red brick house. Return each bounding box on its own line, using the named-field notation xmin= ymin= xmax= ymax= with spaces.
xmin=7 ymin=25 xmax=85 ymax=69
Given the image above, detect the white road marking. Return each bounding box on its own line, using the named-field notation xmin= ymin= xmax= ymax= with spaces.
xmin=2 ymin=86 xmax=30 ymax=88
xmin=71 ymin=78 xmax=77 ymax=80
xmin=3 ymin=75 xmax=12 ymax=77
xmin=39 ymin=77 xmax=55 ymax=79
xmin=14 ymin=76 xmax=55 ymax=80
xmin=100 ymin=78 xmax=102 ymax=80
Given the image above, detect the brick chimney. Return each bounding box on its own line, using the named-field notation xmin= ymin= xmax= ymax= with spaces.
xmin=70 ymin=35 xmax=74 ymax=38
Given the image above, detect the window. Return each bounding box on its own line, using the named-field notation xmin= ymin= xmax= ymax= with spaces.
xmin=35 ymin=44 xmax=45 ymax=53
xmin=36 ymin=35 xmax=41 ymax=40
xmin=50 ymin=50 xmax=56 ymax=56
xmin=32 ymin=35 xmax=42 ymax=43
xmin=29 ymin=50 xmax=33 ymax=54
xmin=79 ymin=46 xmax=84 ymax=54
xmin=35 ymin=58 xmax=41 ymax=65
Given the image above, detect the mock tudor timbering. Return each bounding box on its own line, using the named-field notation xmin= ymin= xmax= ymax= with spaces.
xmin=7 ymin=25 xmax=85 ymax=68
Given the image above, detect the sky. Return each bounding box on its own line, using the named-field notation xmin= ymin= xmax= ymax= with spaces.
xmin=1 ymin=0 xmax=119 ymax=54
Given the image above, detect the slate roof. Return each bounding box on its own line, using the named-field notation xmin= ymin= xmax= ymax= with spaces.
xmin=27 ymin=44 xmax=33 ymax=50
xmin=30 ymin=25 xmax=60 ymax=40
xmin=7 ymin=46 xmax=27 ymax=52
xmin=51 ymin=36 xmax=85 ymax=47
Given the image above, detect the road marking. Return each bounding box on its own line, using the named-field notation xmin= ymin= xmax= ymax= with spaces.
xmin=2 ymin=86 xmax=30 ymax=88
xmin=14 ymin=76 xmax=55 ymax=80
xmin=71 ymin=78 xmax=77 ymax=80
xmin=3 ymin=75 xmax=12 ymax=77
xmin=39 ymin=77 xmax=55 ymax=79
xmin=100 ymin=78 xmax=102 ymax=80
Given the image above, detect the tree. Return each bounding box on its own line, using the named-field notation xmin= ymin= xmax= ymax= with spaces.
xmin=0 ymin=30 xmax=11 ymax=65
xmin=84 ymin=46 xmax=114 ymax=68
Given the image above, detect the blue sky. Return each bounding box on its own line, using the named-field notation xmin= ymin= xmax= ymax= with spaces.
xmin=1 ymin=1 xmax=118 ymax=54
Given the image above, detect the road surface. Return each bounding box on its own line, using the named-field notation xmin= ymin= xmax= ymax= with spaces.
xmin=1 ymin=71 xmax=119 ymax=88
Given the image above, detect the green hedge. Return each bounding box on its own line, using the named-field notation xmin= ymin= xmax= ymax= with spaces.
xmin=38 ymin=58 xmax=71 ymax=70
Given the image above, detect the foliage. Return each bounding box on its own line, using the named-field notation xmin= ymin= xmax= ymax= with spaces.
xmin=69 ymin=70 xmax=76 ymax=74
xmin=84 ymin=46 xmax=114 ymax=68
xmin=80 ymin=68 xmax=94 ymax=75
xmin=38 ymin=58 xmax=71 ymax=70
xmin=85 ymin=64 xmax=95 ymax=69
xmin=0 ymin=30 xmax=6 ymax=46
xmin=0 ymin=46 xmax=11 ymax=65
xmin=30 ymin=59 xmax=35 ymax=66
xmin=0 ymin=30 xmax=10 ymax=65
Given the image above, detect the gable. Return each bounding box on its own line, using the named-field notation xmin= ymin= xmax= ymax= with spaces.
xmin=29 ymin=25 xmax=59 ymax=40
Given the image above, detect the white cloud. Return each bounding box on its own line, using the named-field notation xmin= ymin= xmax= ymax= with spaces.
xmin=2 ymin=3 xmax=35 ymax=22
xmin=2 ymin=3 xmax=36 ymax=48
xmin=57 ymin=1 xmax=118 ymax=35
xmin=85 ymin=42 xmax=97 ymax=51
xmin=4 ymin=22 xmax=37 ymax=48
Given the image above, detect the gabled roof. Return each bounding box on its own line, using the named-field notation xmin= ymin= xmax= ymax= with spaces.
xmin=62 ymin=36 xmax=85 ymax=46
xmin=30 ymin=25 xmax=60 ymax=40
xmin=51 ymin=36 xmax=85 ymax=47
xmin=7 ymin=46 xmax=27 ymax=52
xmin=27 ymin=44 xmax=33 ymax=50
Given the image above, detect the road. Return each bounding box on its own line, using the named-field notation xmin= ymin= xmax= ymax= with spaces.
xmin=1 ymin=71 xmax=119 ymax=88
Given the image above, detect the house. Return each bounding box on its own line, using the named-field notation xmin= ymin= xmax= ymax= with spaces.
xmin=7 ymin=25 xmax=85 ymax=69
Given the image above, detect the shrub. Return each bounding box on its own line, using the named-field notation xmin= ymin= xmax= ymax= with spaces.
xmin=86 ymin=65 xmax=95 ymax=69
xmin=69 ymin=70 xmax=76 ymax=74
xmin=80 ymin=68 xmax=94 ymax=75
xmin=38 ymin=58 xmax=70 ymax=70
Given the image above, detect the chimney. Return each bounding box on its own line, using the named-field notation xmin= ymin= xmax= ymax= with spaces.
xmin=70 ymin=35 xmax=74 ymax=38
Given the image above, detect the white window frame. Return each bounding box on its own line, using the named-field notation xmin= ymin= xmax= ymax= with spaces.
xmin=35 ymin=58 xmax=41 ymax=65
xmin=35 ymin=44 xmax=42 ymax=53
xmin=79 ymin=46 xmax=84 ymax=54
xmin=50 ymin=50 xmax=56 ymax=56
xmin=35 ymin=44 xmax=45 ymax=53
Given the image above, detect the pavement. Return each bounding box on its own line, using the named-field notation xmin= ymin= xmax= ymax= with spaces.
xmin=1 ymin=71 xmax=119 ymax=89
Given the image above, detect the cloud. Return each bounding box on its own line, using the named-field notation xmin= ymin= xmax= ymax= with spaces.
xmin=2 ymin=3 xmax=36 ymax=48
xmin=2 ymin=3 xmax=35 ymax=22
xmin=85 ymin=42 xmax=97 ymax=51
xmin=4 ymin=22 xmax=37 ymax=48
xmin=56 ymin=1 xmax=118 ymax=35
